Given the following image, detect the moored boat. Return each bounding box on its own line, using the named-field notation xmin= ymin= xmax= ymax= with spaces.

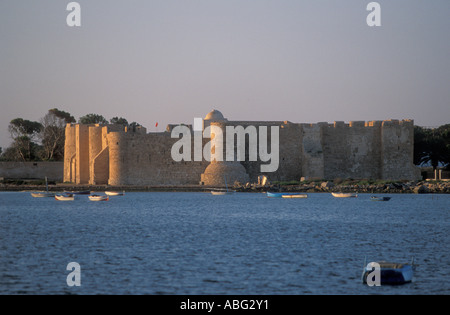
xmin=362 ymin=260 xmax=414 ymax=285
xmin=105 ymin=191 xmax=125 ymax=196
xmin=371 ymin=196 xmax=391 ymax=201
xmin=211 ymin=176 xmax=234 ymax=195
xmin=31 ymin=192 xmax=55 ymax=198
xmin=55 ymin=194 xmax=75 ymax=201
xmin=267 ymin=192 xmax=306 ymax=198
xmin=211 ymin=190 xmax=233 ymax=195
xmin=64 ymin=190 xmax=91 ymax=195
xmin=281 ymin=194 xmax=308 ymax=199
xmin=331 ymin=192 xmax=357 ymax=198
xmin=89 ymin=194 xmax=109 ymax=201
xmin=31 ymin=177 xmax=55 ymax=197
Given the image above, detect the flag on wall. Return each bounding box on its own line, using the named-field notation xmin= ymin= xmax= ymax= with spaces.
xmin=155 ymin=122 xmax=158 ymax=127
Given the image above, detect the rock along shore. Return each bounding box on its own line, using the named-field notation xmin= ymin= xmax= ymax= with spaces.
xmin=234 ymin=180 xmax=450 ymax=194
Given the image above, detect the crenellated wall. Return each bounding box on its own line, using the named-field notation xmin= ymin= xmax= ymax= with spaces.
xmin=380 ymin=119 xmax=417 ymax=180
xmin=321 ymin=120 xmax=382 ymax=179
xmin=63 ymin=113 xmax=421 ymax=186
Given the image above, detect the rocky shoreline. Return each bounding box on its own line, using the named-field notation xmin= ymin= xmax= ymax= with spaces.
xmin=235 ymin=180 xmax=450 ymax=194
xmin=1 ymin=180 xmax=449 ymax=194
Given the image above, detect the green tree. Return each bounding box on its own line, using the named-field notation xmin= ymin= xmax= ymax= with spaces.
xmin=8 ymin=118 xmax=43 ymax=161
xmin=79 ymin=113 xmax=108 ymax=125
xmin=39 ymin=108 xmax=76 ymax=161
xmin=0 ymin=146 xmax=18 ymax=161
xmin=414 ymin=125 xmax=450 ymax=170
xmin=110 ymin=117 xmax=129 ymax=126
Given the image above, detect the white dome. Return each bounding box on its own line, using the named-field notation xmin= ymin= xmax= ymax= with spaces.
xmin=204 ymin=109 xmax=226 ymax=121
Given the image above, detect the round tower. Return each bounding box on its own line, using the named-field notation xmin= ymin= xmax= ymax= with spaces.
xmin=63 ymin=124 xmax=77 ymax=183
xmin=89 ymin=125 xmax=103 ymax=185
xmin=201 ymin=119 xmax=249 ymax=187
xmin=107 ymin=132 xmax=126 ymax=186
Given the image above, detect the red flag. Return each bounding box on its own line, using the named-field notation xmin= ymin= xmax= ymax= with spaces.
xmin=155 ymin=122 xmax=158 ymax=127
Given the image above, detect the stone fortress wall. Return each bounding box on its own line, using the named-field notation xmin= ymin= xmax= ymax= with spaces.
xmin=63 ymin=110 xmax=420 ymax=187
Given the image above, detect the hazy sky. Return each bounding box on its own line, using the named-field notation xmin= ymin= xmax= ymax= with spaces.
xmin=1 ymin=0 xmax=449 ymax=149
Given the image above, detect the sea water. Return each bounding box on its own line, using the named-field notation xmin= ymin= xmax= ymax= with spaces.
xmin=0 ymin=191 xmax=449 ymax=295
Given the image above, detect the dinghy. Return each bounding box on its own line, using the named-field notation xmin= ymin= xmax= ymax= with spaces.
xmin=281 ymin=194 xmax=308 ymax=199
xmin=211 ymin=176 xmax=233 ymax=195
xmin=55 ymin=194 xmax=75 ymax=201
xmin=211 ymin=190 xmax=233 ymax=195
xmin=31 ymin=192 xmax=55 ymax=198
xmin=89 ymin=194 xmax=109 ymax=201
xmin=331 ymin=192 xmax=357 ymax=198
xmin=370 ymin=196 xmax=391 ymax=201
xmin=267 ymin=192 xmax=306 ymax=198
xmin=362 ymin=259 xmax=414 ymax=285
xmin=64 ymin=190 xmax=91 ymax=195
xmin=31 ymin=177 xmax=55 ymax=198
xmin=105 ymin=191 xmax=125 ymax=196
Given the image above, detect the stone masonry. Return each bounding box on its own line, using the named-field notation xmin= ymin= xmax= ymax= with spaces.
xmin=63 ymin=110 xmax=421 ymax=187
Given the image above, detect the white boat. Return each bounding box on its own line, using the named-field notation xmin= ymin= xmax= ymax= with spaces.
xmin=211 ymin=190 xmax=233 ymax=195
xmin=331 ymin=192 xmax=358 ymax=198
xmin=267 ymin=192 xmax=306 ymax=198
xmin=31 ymin=192 xmax=56 ymax=198
xmin=211 ymin=176 xmax=233 ymax=195
xmin=281 ymin=194 xmax=308 ymax=199
xmin=362 ymin=260 xmax=414 ymax=285
xmin=105 ymin=191 xmax=125 ymax=196
xmin=55 ymin=194 xmax=75 ymax=201
xmin=31 ymin=177 xmax=55 ymax=197
xmin=89 ymin=195 xmax=109 ymax=201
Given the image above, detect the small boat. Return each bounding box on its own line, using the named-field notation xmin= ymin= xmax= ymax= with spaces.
xmin=89 ymin=195 xmax=109 ymax=201
xmin=331 ymin=192 xmax=358 ymax=198
xmin=211 ymin=176 xmax=233 ymax=195
xmin=362 ymin=260 xmax=414 ymax=285
xmin=211 ymin=190 xmax=233 ymax=195
xmin=371 ymin=196 xmax=391 ymax=201
xmin=31 ymin=177 xmax=55 ymax=197
xmin=64 ymin=190 xmax=91 ymax=195
xmin=105 ymin=191 xmax=125 ymax=196
xmin=281 ymin=194 xmax=308 ymax=199
xmin=31 ymin=192 xmax=56 ymax=198
xmin=267 ymin=192 xmax=306 ymax=198
xmin=55 ymin=194 xmax=75 ymax=201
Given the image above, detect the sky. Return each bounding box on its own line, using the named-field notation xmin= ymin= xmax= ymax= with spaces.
xmin=1 ymin=0 xmax=449 ymax=149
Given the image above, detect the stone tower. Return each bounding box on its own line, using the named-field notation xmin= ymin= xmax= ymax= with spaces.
xmin=200 ymin=110 xmax=250 ymax=187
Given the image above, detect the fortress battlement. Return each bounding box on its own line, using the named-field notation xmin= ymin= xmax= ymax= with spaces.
xmin=312 ymin=119 xmax=415 ymax=129
xmin=64 ymin=110 xmax=420 ymax=186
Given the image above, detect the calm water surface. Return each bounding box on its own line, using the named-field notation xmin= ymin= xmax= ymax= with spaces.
xmin=0 ymin=191 xmax=449 ymax=294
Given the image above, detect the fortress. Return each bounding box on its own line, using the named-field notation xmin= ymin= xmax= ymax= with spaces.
xmin=63 ymin=110 xmax=420 ymax=186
